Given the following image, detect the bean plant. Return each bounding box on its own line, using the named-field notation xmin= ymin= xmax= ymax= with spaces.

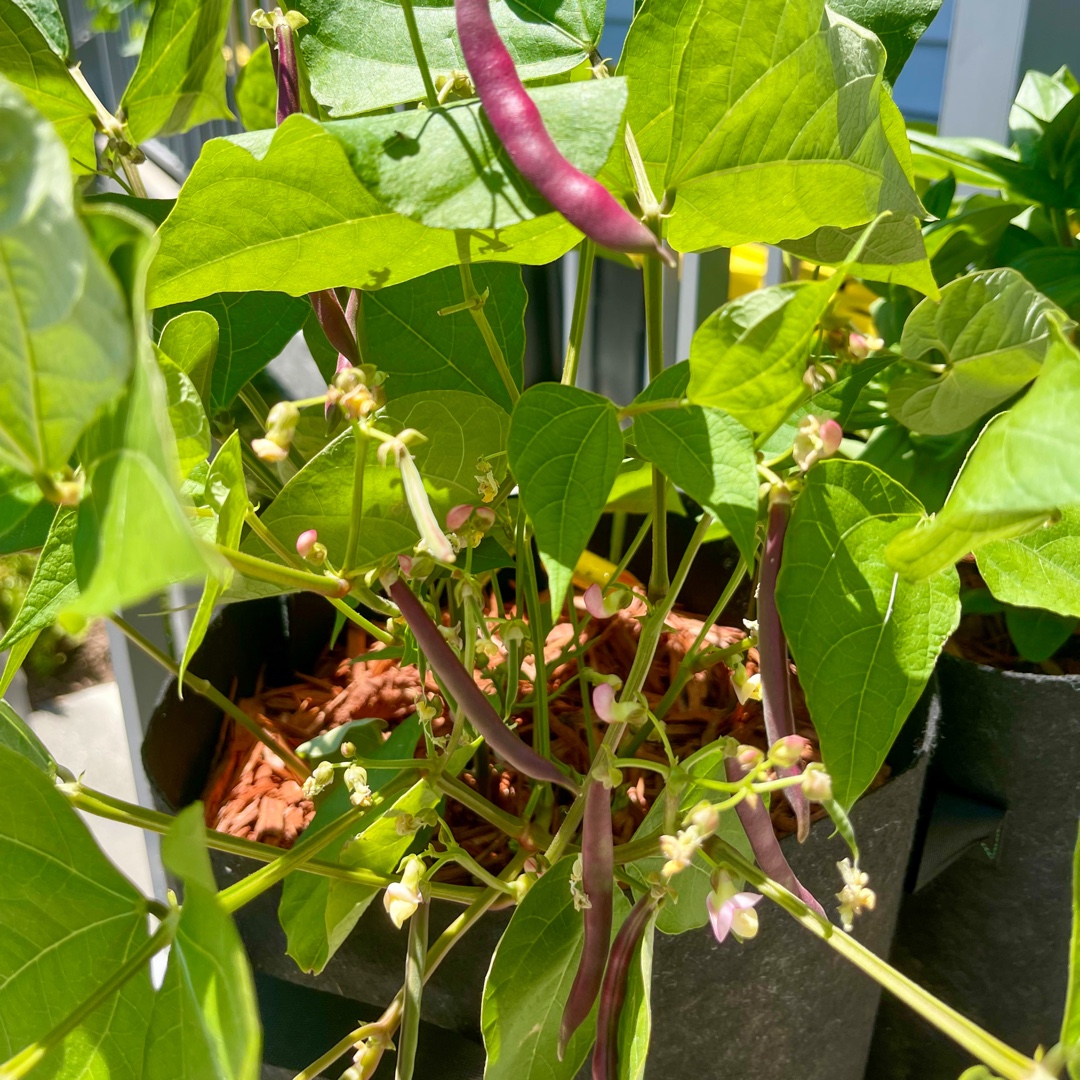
xmin=0 ymin=0 xmax=1079 ymax=1077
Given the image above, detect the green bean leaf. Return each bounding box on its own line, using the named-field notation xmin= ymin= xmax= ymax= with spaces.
xmin=148 ymin=116 xmax=579 ymax=309
xmin=0 ymin=464 xmax=53 ymax=554
xmin=509 ymin=384 xmax=623 ymax=615
xmin=299 ymin=0 xmax=604 ymax=116
xmin=827 ymin=0 xmax=945 ymax=84
xmin=778 ymin=460 xmax=960 ymax=807
xmin=0 ymin=698 xmax=54 ymax=776
xmin=234 ymin=41 xmax=276 ymax=132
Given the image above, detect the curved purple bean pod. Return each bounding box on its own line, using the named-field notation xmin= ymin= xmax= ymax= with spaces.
xmin=273 ymin=16 xmax=301 ymax=125
xmin=558 ymin=780 xmax=614 ymax=1059
xmin=454 ymin=0 xmax=673 ymax=265
xmin=724 ymin=756 xmax=825 ymax=918
xmin=383 ymin=574 xmax=579 ymax=794
xmin=592 ymin=893 xmax=656 ymax=1080
xmin=758 ymin=490 xmax=810 ymax=841
xmin=310 ymin=289 xmax=361 ymax=367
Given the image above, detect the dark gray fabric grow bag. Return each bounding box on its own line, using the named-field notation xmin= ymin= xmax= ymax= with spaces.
xmin=866 ymin=652 xmax=1080 ymax=1078
xmin=144 ymin=597 xmax=934 ymax=1080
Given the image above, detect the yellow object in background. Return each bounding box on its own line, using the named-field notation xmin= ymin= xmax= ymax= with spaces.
xmin=572 ymin=550 xmax=642 ymax=591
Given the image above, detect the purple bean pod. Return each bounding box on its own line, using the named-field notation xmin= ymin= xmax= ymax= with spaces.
xmin=273 ymin=18 xmax=301 ymax=125
xmin=454 ymin=0 xmax=673 ymax=264
xmin=558 ymin=780 xmax=614 ymax=1059
xmin=592 ymin=893 xmax=656 ymax=1080
xmin=758 ymin=491 xmax=810 ymax=841
xmin=724 ymin=756 xmax=825 ymax=918
xmin=383 ymin=574 xmax=579 ymax=794
xmin=310 ymin=289 xmax=361 ymax=366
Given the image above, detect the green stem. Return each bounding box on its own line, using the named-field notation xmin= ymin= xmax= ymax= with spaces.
xmin=609 ymin=511 xmax=653 ymax=586
xmin=344 ymin=422 xmax=369 ymax=573
xmin=218 ymin=772 xmax=418 ymax=913
xmin=562 ymin=239 xmax=596 ymax=386
xmin=110 ymin=615 xmax=312 ymax=779
xmin=63 ymin=782 xmax=478 ymax=903
xmin=709 ymin=840 xmax=1037 ymax=1080
xmin=517 ymin=513 xmax=551 ymax=760
xmin=643 ymin=253 xmax=669 ymax=602
xmin=399 ymin=0 xmax=439 ymax=107
xmin=218 ymin=545 xmax=348 ymax=598
xmin=433 ymin=773 xmax=532 ymax=839
xmin=608 ymin=511 xmax=627 ymax=563
xmin=458 ymin=258 xmax=520 ymax=405
xmin=1051 ymin=205 xmax=1075 ymax=248
xmin=617 ymin=398 xmax=687 ymax=420
xmin=0 ymin=914 xmax=177 ymax=1080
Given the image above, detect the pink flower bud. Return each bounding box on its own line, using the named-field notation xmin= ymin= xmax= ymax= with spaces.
xmin=398 ymin=554 xmax=413 ymax=576
xmin=251 ymin=437 xmax=288 ymax=463
xmin=736 ymin=745 xmax=764 ymax=771
xmin=446 ymin=504 xmax=475 ymax=532
xmin=474 ymin=505 xmax=496 ymax=529
xmin=592 ymin=682 xmax=616 ymax=722
xmin=769 ymin=735 xmax=810 ymax=770
xmin=296 ymin=529 xmax=319 ymax=558
xmin=820 ymin=419 xmax=843 ymax=457
xmin=583 ymin=584 xmax=608 ymax=620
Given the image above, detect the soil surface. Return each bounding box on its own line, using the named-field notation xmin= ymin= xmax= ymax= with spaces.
xmin=201 ymin=594 xmax=841 ymax=881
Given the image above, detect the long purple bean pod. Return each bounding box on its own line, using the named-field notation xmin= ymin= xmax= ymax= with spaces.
xmin=454 ymin=0 xmax=673 ymax=264
xmin=558 ymin=780 xmax=614 ymax=1059
xmin=309 ymin=289 xmax=361 ymax=366
xmin=758 ymin=490 xmax=810 ymax=841
xmin=383 ymin=574 xmax=579 ymax=794
xmin=274 ymin=15 xmax=301 ymax=125
xmin=724 ymin=756 xmax=825 ymax=918
xmin=592 ymin=893 xmax=656 ymax=1080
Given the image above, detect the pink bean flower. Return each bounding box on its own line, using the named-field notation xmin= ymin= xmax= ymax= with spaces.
xmin=296 ymin=529 xmax=319 ymax=558
xmin=707 ymin=889 xmax=763 ymax=944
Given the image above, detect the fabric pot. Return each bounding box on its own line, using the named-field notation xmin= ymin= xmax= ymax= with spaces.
xmin=144 ymin=596 xmax=932 ymax=1080
xmin=866 ymin=653 xmax=1080 ymax=1078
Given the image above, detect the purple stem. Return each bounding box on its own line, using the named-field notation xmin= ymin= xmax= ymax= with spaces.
xmin=592 ymin=893 xmax=656 ymax=1080
xmin=725 ymin=757 xmax=825 ymax=918
xmin=384 ymin=575 xmax=579 ymax=794
xmin=454 ymin=0 xmax=672 ymax=264
xmin=758 ymin=492 xmax=810 ymax=841
xmin=273 ymin=20 xmax=301 ymax=125
xmin=559 ymin=781 xmax=614 ymax=1059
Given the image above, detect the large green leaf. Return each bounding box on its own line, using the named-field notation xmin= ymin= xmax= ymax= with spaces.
xmin=509 ymin=384 xmax=623 ymax=614
xmin=0 ymin=698 xmax=54 ymax=775
xmin=977 ymin=506 xmax=1080 ymax=619
xmin=119 ymin=0 xmax=234 ymax=144
xmin=243 ymin=391 xmax=510 ymax=584
xmin=0 ymin=2 xmax=95 ymax=172
xmin=179 ymin=431 xmax=246 ymax=685
xmin=299 ymin=0 xmax=604 ymax=116
xmin=0 ymin=78 xmax=133 ymax=480
xmin=481 ymin=856 xmax=632 ymax=1080
xmin=279 ymin=719 xmax=433 ymax=974
xmin=0 ymin=503 xmax=78 ymax=651
xmin=1009 ymin=248 xmax=1080 ymax=321
xmin=0 ymin=464 xmax=53 ymax=553
xmin=620 ymin=0 xmax=926 ymax=268
xmin=1065 ymin=823 xmax=1080 ymax=1080
xmin=365 ymin=264 xmax=524 ymax=411
xmin=12 ymin=0 xmax=68 ymax=57
xmin=616 ymin=911 xmax=655 ymax=1080
xmin=0 ymin=744 xmax=154 ymax=1077
xmin=154 ymin=292 xmax=312 ymax=408
xmin=889 ymin=268 xmax=1068 ymax=435
xmin=145 ymin=806 xmax=261 ymax=1080
xmin=330 ymin=79 xmax=628 ymax=232
xmin=687 ymin=276 xmax=844 ymax=434
xmin=777 ymin=461 xmax=960 ymax=807
xmin=156 ymin=356 xmax=211 ymax=481
xmin=624 ymin=741 xmax=752 ymax=935
xmin=157 ymin=310 xmax=218 ymax=410
xmin=147 ymin=117 xmax=580 ymax=309
xmin=888 ymin=330 xmax=1080 ymax=580
xmin=827 ymin=0 xmax=944 ymax=84
xmin=630 ymin=362 xmax=758 ymax=565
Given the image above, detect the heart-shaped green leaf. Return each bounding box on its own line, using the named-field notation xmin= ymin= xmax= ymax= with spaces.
xmin=148 ymin=116 xmax=580 ymax=309
xmin=777 ymin=460 xmax=960 ymax=807
xmin=299 ymin=0 xmax=604 ymax=116
xmin=509 ymin=384 xmax=623 ymax=614
xmin=890 ymin=268 xmax=1069 ymax=435
xmin=827 ymin=0 xmax=944 ymax=84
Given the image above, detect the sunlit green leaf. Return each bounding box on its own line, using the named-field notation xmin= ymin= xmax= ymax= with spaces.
xmin=148 ymin=117 xmax=580 ymax=310
xmin=827 ymin=0 xmax=944 ymax=84
xmin=299 ymin=0 xmax=604 ymax=116
xmin=0 ymin=698 xmax=54 ymax=775
xmin=158 ymin=310 xmax=218 ymax=411
xmin=0 ymin=78 xmax=132 ymax=479
xmin=119 ymin=0 xmax=234 ymax=144
xmin=888 ymin=329 xmax=1080 ymax=580
xmin=481 ymin=856 xmax=632 ymax=1080
xmin=509 ymin=384 xmax=623 ymax=614
xmin=0 ymin=3 xmax=95 ymax=172
xmin=330 ymin=79 xmax=628 ymax=232
xmin=890 ymin=269 xmax=1068 ymax=435
xmin=0 ymin=464 xmax=53 ymax=553
xmin=11 ymin=0 xmax=68 ymax=57
xmin=631 ymin=362 xmax=758 ymax=565
xmin=156 ymin=356 xmax=211 ymax=481
xmin=778 ymin=461 xmax=960 ymax=806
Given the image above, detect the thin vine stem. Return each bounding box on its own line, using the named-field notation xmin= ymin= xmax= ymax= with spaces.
xmin=516 ymin=510 xmax=552 ymax=760
xmin=643 ymin=251 xmax=669 ymax=602
xmin=562 ymin=239 xmax=596 ymax=386
xmin=216 ymin=546 xmax=349 ymax=598
xmin=399 ymin=0 xmax=439 ymax=107
xmin=708 ymin=839 xmax=1037 ymax=1080
xmin=110 ymin=614 xmax=311 ymax=779
xmin=344 ymin=422 xmax=370 ymax=573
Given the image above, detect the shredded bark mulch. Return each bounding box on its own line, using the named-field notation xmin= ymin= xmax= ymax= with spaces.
xmin=201 ymin=594 xmax=838 ymax=882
